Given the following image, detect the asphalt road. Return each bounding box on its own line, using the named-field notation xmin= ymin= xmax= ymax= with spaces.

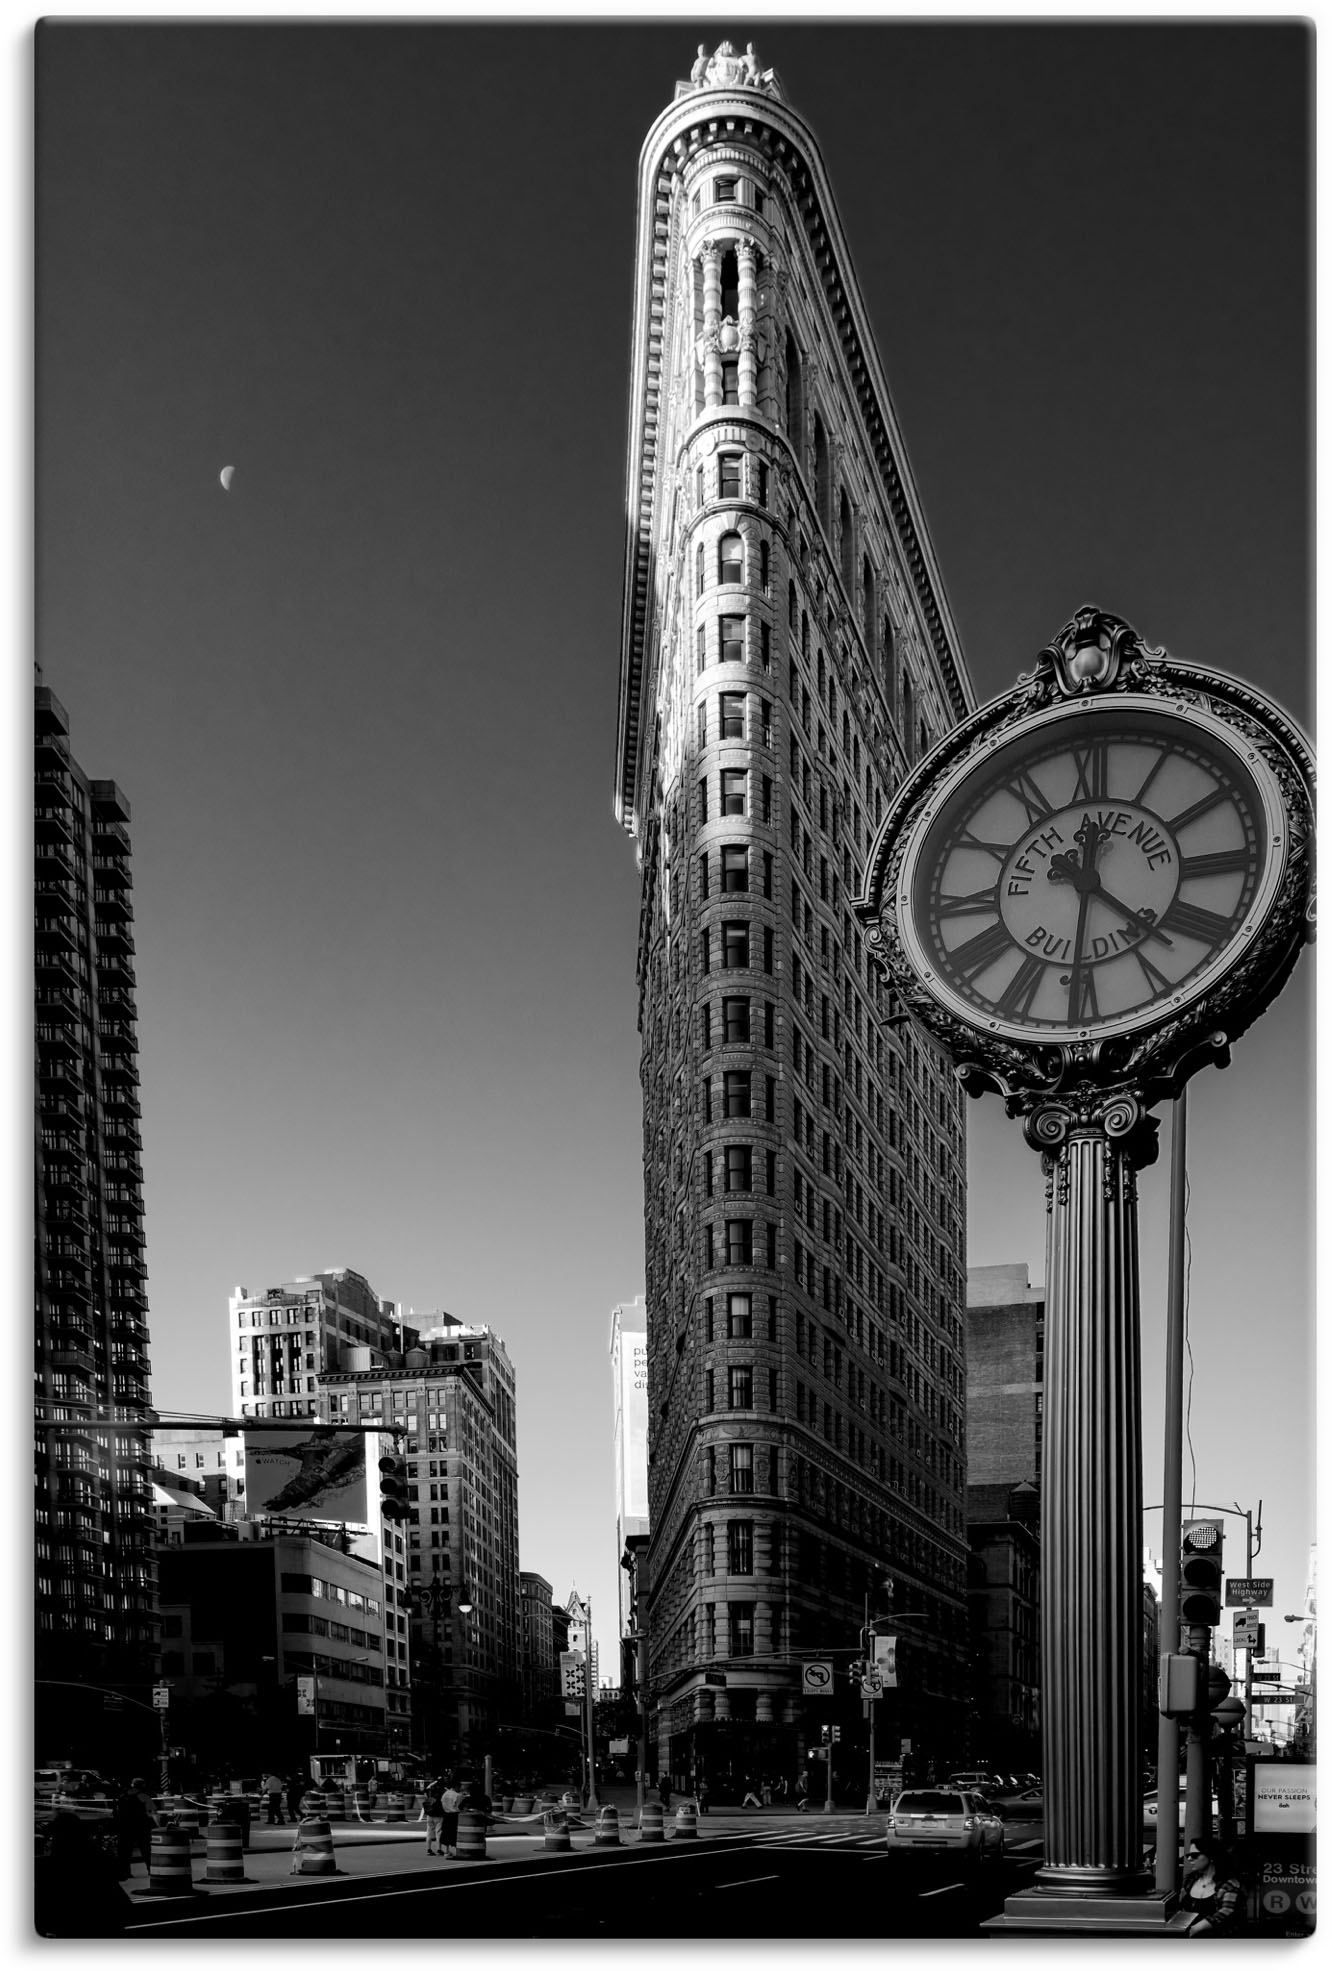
xmin=120 ymin=1816 xmax=1050 ymax=1939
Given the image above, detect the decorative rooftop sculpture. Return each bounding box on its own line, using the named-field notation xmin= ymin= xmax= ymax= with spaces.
xmin=686 ymin=40 xmax=778 ymax=96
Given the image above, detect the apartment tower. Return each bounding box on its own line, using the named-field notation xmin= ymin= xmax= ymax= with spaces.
xmin=615 ymin=43 xmax=975 ymax=1784
xmin=35 ymin=680 xmax=157 ymax=1756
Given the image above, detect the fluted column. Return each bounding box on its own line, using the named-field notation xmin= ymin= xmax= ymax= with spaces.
xmin=1025 ymin=1092 xmax=1156 ymax=1898
xmin=736 ymin=238 xmax=758 ymax=407
xmin=701 ymin=243 xmax=723 ymax=408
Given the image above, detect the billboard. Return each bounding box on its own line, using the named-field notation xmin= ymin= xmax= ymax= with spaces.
xmin=242 ymin=1427 xmax=368 ymax=1522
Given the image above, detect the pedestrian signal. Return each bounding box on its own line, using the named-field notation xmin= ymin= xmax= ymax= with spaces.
xmin=378 ymin=1453 xmax=411 ymax=1523
xmin=831 ymin=1726 xmax=842 ymax=1743
xmin=1181 ymin=1519 xmax=1225 ymax=1625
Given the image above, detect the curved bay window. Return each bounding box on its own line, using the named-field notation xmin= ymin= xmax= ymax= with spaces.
xmin=719 ymin=532 xmax=743 ymax=584
xmin=721 ymin=845 xmax=748 ymax=893
xmin=724 ymin=1219 xmax=753 ymax=1267
xmin=729 ymin=1443 xmax=755 ymax=1493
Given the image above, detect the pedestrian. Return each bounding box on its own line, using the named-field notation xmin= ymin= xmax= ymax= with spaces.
xmin=263 ymin=1771 xmax=285 ymax=1824
xmin=761 ymin=1776 xmax=773 ymax=1807
xmin=795 ymin=1770 xmax=810 ymax=1812
xmin=286 ymin=1773 xmax=305 ymax=1823
xmin=657 ymin=1774 xmax=672 ymax=1813
xmin=423 ymin=1775 xmax=446 ymax=1855
xmin=111 ymin=1776 xmax=154 ymax=1878
xmin=441 ymin=1778 xmax=463 ymax=1858
xmin=1182 ymin=1836 xmax=1247 ymax=1936
xmin=697 ymin=1776 xmax=710 ymax=1815
xmin=742 ymin=1774 xmax=763 ymax=1809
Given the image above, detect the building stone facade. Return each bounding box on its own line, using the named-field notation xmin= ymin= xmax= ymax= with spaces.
xmin=317 ymin=1315 xmax=520 ymax=1761
xmin=35 ymin=678 xmax=157 ymax=1762
xmin=615 ymin=44 xmax=975 ymax=1786
xmin=610 ymin=1295 xmax=649 ymax=1636
xmin=229 ymin=1268 xmax=402 ymax=1422
xmin=519 ymin=1570 xmax=557 ymax=1715
xmin=965 ymin=1262 xmax=1045 ymax=1488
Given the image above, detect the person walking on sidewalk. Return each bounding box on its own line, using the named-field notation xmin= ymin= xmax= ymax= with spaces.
xmin=111 ymin=1778 xmax=154 ymax=1878
xmin=697 ymin=1776 xmax=710 ymax=1815
xmin=795 ymin=1770 xmax=810 ymax=1812
xmin=742 ymin=1774 xmax=763 ymax=1809
xmin=263 ymin=1772 xmax=286 ymax=1824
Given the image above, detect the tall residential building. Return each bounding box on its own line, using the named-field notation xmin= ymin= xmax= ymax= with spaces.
xmin=614 ymin=42 xmax=974 ymax=1785
xmin=519 ymin=1570 xmax=557 ymax=1716
xmin=229 ymin=1268 xmax=403 ymax=1422
xmin=317 ymin=1315 xmax=520 ymax=1763
xmin=610 ymin=1295 xmax=649 ymax=1636
xmin=35 ymin=679 xmax=157 ymax=1757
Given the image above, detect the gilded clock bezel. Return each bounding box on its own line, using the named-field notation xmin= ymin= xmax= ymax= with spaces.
xmin=893 ymin=693 xmax=1290 ymax=1049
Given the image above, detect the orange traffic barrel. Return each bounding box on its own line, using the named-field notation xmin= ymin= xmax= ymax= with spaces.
xmin=455 ymin=1808 xmax=487 ymax=1861
xmin=204 ymin=1822 xmax=248 ymax=1883
xmin=594 ymin=1804 xmax=621 ymax=1847
xmin=147 ymin=1825 xmax=199 ymax=1896
xmin=293 ymin=1816 xmax=339 ymax=1876
xmin=638 ymin=1801 xmax=665 ymax=1842
xmin=543 ymin=1807 xmax=571 ymax=1852
xmin=673 ymin=1802 xmax=700 ymax=1839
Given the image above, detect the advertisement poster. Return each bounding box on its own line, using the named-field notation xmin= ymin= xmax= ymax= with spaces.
xmin=242 ymin=1427 xmax=368 ymax=1522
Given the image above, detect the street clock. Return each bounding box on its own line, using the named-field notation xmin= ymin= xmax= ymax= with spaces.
xmin=857 ymin=607 xmax=1314 ymax=1121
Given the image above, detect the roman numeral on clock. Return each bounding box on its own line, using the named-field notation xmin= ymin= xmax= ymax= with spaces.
xmin=947 ymin=919 xmax=1012 ymax=980
xmin=1158 ymin=896 xmax=1237 ymax=945
xmin=937 ymin=885 xmax=1001 ymax=918
xmin=995 ymin=952 xmax=1047 ymax=1019
xmin=1167 ymin=784 xmax=1230 ymax=834
xmin=1178 ymin=847 xmax=1254 ymax=880
xmin=1071 ymin=741 xmax=1109 ymax=803
xmin=1007 ymin=771 xmax=1054 ymax=823
xmin=1067 ymin=961 xmax=1100 ymax=1024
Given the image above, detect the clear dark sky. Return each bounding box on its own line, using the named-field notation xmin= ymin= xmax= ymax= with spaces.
xmin=34 ymin=19 xmax=1313 ymax=1661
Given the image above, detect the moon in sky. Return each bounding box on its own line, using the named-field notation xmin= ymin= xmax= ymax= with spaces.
xmin=220 ymin=465 xmax=235 ymax=491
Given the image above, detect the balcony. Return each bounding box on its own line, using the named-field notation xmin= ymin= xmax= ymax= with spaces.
xmin=35 ymin=804 xmax=75 ymax=845
xmin=95 ymin=920 xmax=135 ymax=955
xmin=93 ymin=888 xmax=133 ymax=921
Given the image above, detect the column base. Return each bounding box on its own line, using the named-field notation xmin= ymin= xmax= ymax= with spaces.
xmin=983 ymin=1888 xmax=1190 ymax=1936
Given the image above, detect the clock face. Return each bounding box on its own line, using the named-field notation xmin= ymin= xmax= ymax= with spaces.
xmin=899 ymin=698 xmax=1283 ymax=1041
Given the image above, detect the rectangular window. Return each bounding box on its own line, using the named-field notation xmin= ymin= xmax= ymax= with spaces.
xmin=715 ymin=176 xmax=737 ymax=204
xmin=729 ymin=1444 xmax=754 ymax=1494
xmin=726 ymin=1291 xmax=752 ymax=1339
xmin=697 ymin=700 xmax=707 ymax=748
xmin=701 ymin=1003 xmax=712 ymax=1050
xmin=699 ymin=850 xmax=710 ymax=900
xmin=722 ymin=361 xmax=740 ymax=406
xmin=721 ymin=768 xmax=746 ymax=814
xmin=720 ymin=614 xmax=745 ymax=663
xmin=705 ymin=1368 xmax=715 ymax=1411
xmin=721 ymin=921 xmax=749 ymax=969
xmin=728 ymin=1363 xmax=753 ymax=1408
xmin=764 ymin=1002 xmax=775 ymax=1049
xmin=724 ymin=1144 xmax=752 ymax=1192
xmin=725 ymin=1219 xmax=753 ymax=1266
xmin=766 ymin=1148 xmax=777 ymax=1194
xmin=701 ymin=927 xmax=711 ymax=972
xmin=723 ymin=1070 xmax=751 ymax=1117
xmin=758 ymin=461 xmax=769 ymax=507
xmin=727 ymin=1521 xmax=754 ymax=1574
xmin=705 ymin=1296 xmax=714 ymax=1342
xmin=699 ymin=776 xmax=709 ymax=823
xmin=765 ymin=1074 xmax=776 ymax=1122
xmin=720 ymin=454 xmax=742 ymax=500
xmin=719 ymin=690 xmax=745 ymax=738
xmin=760 ymin=622 xmax=771 ymax=670
xmin=728 ymin=1603 xmax=755 ymax=1656
xmin=763 ymin=925 xmax=775 ymax=973
xmin=763 ymin=852 xmax=773 ymax=899
xmin=721 ymin=845 xmax=748 ymax=892
xmin=767 ymin=1221 xmax=778 ymax=1268
xmin=723 ymin=996 xmax=750 ymax=1043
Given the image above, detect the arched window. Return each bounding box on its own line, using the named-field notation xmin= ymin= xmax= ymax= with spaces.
xmin=784 ymin=331 xmax=804 ymax=455
xmin=696 ymin=541 xmax=705 ymax=596
xmin=814 ymin=417 xmax=832 ymax=534
xmin=719 ymin=533 xmax=743 ymax=585
xmin=839 ymin=488 xmax=854 ymax=592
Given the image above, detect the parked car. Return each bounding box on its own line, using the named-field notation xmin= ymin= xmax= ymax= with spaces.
xmin=943 ymin=1770 xmax=1002 ymax=1792
xmin=34 ymin=1768 xmax=109 ymax=1800
xmin=885 ymin=1788 xmax=1005 ymax=1863
xmin=1002 ymin=1787 xmax=1045 ymax=1821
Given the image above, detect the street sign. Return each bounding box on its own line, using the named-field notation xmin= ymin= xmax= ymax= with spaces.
xmin=802 ymin=1660 xmax=834 ymax=1696
xmin=103 ymin=1694 xmax=125 ymax=1711
xmin=1227 ymin=1577 xmax=1274 ymax=1606
xmin=1233 ymin=1611 xmax=1265 ymax=1648
xmin=296 ymin=1676 xmax=316 ymax=1716
xmin=1249 ymin=1692 xmax=1300 ymax=1704
xmin=152 ymin=1685 xmax=170 ymax=1710
xmin=860 ymin=1672 xmax=883 ymax=1700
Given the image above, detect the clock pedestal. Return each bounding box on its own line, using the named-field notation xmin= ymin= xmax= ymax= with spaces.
xmin=985 ymin=1091 xmax=1182 ymax=1929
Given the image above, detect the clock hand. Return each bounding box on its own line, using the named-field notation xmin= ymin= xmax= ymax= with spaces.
xmin=1065 ymin=882 xmax=1095 ymax=1022
xmin=1086 ymin=877 xmax=1175 ymax=948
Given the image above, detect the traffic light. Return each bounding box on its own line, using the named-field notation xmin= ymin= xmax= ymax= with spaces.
xmin=820 ymin=1724 xmax=832 ymax=1744
xmin=1180 ymin=1518 xmax=1225 ymax=1625
xmin=378 ymin=1452 xmax=411 ymax=1523
xmin=848 ymin=1660 xmax=865 ymax=1683
xmin=831 ymin=1726 xmax=842 ymax=1742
